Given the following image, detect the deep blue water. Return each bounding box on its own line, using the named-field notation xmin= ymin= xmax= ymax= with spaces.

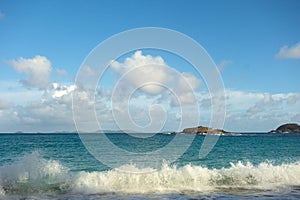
xmin=0 ymin=133 xmax=300 ymax=199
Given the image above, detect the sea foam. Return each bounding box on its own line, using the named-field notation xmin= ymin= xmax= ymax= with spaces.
xmin=0 ymin=152 xmax=300 ymax=196
xmin=72 ymin=161 xmax=300 ymax=194
xmin=0 ymin=151 xmax=69 ymax=195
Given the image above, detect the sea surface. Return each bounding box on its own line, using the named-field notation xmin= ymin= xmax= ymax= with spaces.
xmin=0 ymin=133 xmax=300 ymax=199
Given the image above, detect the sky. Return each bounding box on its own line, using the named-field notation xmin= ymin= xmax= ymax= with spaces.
xmin=0 ymin=0 xmax=300 ymax=132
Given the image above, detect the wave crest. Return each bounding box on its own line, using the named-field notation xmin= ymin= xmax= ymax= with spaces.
xmin=0 ymin=151 xmax=69 ymax=195
xmin=0 ymin=152 xmax=300 ymax=196
xmin=72 ymin=161 xmax=300 ymax=194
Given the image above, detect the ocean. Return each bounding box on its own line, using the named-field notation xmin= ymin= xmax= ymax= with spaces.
xmin=0 ymin=133 xmax=300 ymax=199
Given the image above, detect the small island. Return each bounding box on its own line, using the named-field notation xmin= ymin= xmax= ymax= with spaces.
xmin=170 ymin=126 xmax=230 ymax=135
xmin=270 ymin=123 xmax=300 ymax=133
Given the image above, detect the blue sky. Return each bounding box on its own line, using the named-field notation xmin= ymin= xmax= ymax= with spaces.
xmin=0 ymin=0 xmax=299 ymax=132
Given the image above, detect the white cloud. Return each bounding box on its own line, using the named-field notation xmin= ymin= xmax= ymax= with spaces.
xmin=45 ymin=83 xmax=76 ymax=99
xmin=0 ymin=90 xmax=43 ymax=106
xmin=110 ymin=51 xmax=201 ymax=106
xmin=1 ymin=52 xmax=299 ymax=133
xmin=0 ymin=85 xmax=299 ymax=133
xmin=0 ymin=80 xmax=44 ymax=106
xmin=246 ymin=92 xmax=300 ymax=115
xmin=9 ymin=55 xmax=52 ymax=89
xmin=223 ymin=91 xmax=300 ymax=132
xmin=0 ymin=99 xmax=11 ymax=110
xmin=170 ymin=72 xmax=201 ymax=106
xmin=0 ymin=83 xmax=78 ymax=132
xmin=111 ymin=51 xmax=174 ymax=95
xmin=176 ymin=72 xmax=201 ymax=92
xmin=275 ymin=42 xmax=300 ymax=59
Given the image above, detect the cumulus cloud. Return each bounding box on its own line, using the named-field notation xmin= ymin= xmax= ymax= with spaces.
xmin=110 ymin=51 xmax=174 ymax=95
xmin=0 ymin=83 xmax=78 ymax=132
xmin=170 ymin=72 xmax=201 ymax=106
xmin=275 ymin=42 xmax=300 ymax=59
xmin=176 ymin=72 xmax=201 ymax=93
xmin=110 ymin=51 xmax=201 ymax=106
xmin=9 ymin=55 xmax=52 ymax=89
xmin=44 ymin=83 xmax=76 ymax=101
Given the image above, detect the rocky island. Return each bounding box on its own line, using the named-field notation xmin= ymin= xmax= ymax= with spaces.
xmin=270 ymin=123 xmax=300 ymax=133
xmin=170 ymin=126 xmax=230 ymax=135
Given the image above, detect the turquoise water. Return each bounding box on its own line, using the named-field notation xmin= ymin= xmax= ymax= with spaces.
xmin=0 ymin=133 xmax=300 ymax=199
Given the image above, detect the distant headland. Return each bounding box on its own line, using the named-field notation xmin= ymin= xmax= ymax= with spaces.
xmin=169 ymin=123 xmax=300 ymax=135
xmin=169 ymin=126 xmax=230 ymax=135
xmin=269 ymin=123 xmax=300 ymax=133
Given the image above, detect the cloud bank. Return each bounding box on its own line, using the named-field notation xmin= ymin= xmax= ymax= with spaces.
xmin=0 ymin=83 xmax=299 ymax=132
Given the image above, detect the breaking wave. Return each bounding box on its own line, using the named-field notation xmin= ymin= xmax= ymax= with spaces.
xmin=0 ymin=152 xmax=300 ymax=197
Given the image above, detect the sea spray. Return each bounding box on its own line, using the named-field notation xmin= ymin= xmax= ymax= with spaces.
xmin=1 ymin=152 xmax=300 ymax=196
xmin=0 ymin=151 xmax=70 ymax=195
xmin=71 ymin=161 xmax=300 ymax=194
